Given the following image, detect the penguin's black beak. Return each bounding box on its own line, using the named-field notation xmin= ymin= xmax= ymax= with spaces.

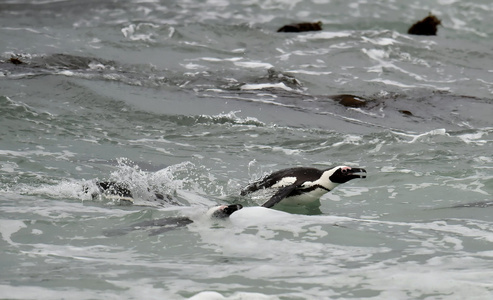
xmin=348 ymin=168 xmax=367 ymax=179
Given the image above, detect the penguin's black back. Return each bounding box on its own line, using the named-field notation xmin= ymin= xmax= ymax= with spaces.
xmin=241 ymin=167 xmax=324 ymax=195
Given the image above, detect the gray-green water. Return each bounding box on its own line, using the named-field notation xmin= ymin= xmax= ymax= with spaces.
xmin=1 ymin=0 xmax=492 ymax=299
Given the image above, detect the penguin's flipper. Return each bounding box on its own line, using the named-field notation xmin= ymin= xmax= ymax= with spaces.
xmin=240 ymin=178 xmax=276 ymax=196
xmin=261 ymin=184 xmax=299 ymax=208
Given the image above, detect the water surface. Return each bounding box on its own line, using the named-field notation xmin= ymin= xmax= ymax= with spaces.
xmin=1 ymin=0 xmax=492 ymax=299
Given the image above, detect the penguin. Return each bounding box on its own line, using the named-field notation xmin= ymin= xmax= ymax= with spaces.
xmin=240 ymin=166 xmax=367 ymax=208
xmin=86 ymin=181 xmax=176 ymax=205
xmin=93 ymin=181 xmax=134 ymax=203
xmin=205 ymin=204 xmax=244 ymax=219
xmin=103 ymin=204 xmax=243 ymax=236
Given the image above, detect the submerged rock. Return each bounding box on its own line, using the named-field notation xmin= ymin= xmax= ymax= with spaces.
xmin=277 ymin=21 xmax=323 ymax=33
xmin=9 ymin=57 xmax=24 ymax=65
xmin=408 ymin=14 xmax=441 ymax=36
xmin=399 ymin=110 xmax=413 ymax=116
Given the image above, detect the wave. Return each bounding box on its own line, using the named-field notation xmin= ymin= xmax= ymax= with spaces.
xmin=166 ymin=111 xmax=266 ymax=127
xmin=3 ymin=50 xmax=491 ymax=133
xmin=2 ymin=159 xmax=223 ymax=208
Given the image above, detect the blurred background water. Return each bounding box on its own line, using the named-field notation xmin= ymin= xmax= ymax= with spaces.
xmin=1 ymin=0 xmax=492 ymax=299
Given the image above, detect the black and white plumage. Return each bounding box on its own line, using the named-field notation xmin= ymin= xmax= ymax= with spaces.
xmin=86 ymin=181 xmax=175 ymax=205
xmin=93 ymin=181 xmax=134 ymax=203
xmin=205 ymin=204 xmax=244 ymax=219
xmin=103 ymin=204 xmax=243 ymax=236
xmin=240 ymin=166 xmax=367 ymax=208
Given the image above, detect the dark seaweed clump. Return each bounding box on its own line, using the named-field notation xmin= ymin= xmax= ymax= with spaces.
xmin=277 ymin=21 xmax=323 ymax=33
xmin=9 ymin=57 xmax=24 ymax=65
xmin=408 ymin=14 xmax=441 ymax=36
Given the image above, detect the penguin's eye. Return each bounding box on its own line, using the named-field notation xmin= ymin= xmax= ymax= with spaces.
xmin=341 ymin=168 xmax=349 ymax=173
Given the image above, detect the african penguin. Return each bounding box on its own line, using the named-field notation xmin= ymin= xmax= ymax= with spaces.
xmin=93 ymin=181 xmax=134 ymax=203
xmin=240 ymin=166 xmax=367 ymax=208
xmin=85 ymin=181 xmax=176 ymax=205
xmin=103 ymin=204 xmax=243 ymax=236
xmin=206 ymin=204 xmax=244 ymax=219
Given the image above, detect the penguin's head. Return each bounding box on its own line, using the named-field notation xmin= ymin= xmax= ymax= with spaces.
xmin=326 ymin=166 xmax=367 ymax=184
xmin=206 ymin=204 xmax=243 ymax=219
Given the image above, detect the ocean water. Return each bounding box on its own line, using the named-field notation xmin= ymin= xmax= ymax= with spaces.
xmin=1 ymin=0 xmax=492 ymax=299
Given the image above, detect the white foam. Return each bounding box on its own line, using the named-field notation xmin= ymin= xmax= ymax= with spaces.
xmin=0 ymin=219 xmax=26 ymax=245
xmin=362 ymin=36 xmax=399 ymax=46
xmin=234 ymin=61 xmax=274 ymax=69
xmin=121 ymin=23 xmax=158 ymax=41
xmin=392 ymin=128 xmax=449 ymax=143
xmin=188 ymin=291 xmax=279 ymax=300
xmin=57 ymin=70 xmax=75 ymax=76
xmin=458 ymin=129 xmax=490 ymax=146
xmin=285 ymin=69 xmax=332 ymax=75
xmin=299 ymin=31 xmax=352 ymax=40
xmin=0 ymin=285 xmax=117 ymax=300
xmin=22 ymin=179 xmax=96 ymax=202
xmin=332 ymin=134 xmax=363 ymax=147
xmin=181 ymin=63 xmax=206 ymax=70
xmin=201 ymin=57 xmax=242 ymax=62
xmin=367 ymin=78 xmax=418 ymax=88
xmin=2 ymin=26 xmax=42 ymax=34
xmin=88 ymin=62 xmax=106 ymax=70
xmin=0 ymin=162 xmax=18 ymax=173
xmin=240 ymin=82 xmax=294 ymax=91
xmin=244 ymin=144 xmax=300 ymax=156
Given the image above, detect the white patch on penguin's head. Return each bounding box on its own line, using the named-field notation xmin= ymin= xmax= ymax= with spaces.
xmin=206 ymin=204 xmax=243 ymax=219
xmin=320 ymin=165 xmax=367 ymax=190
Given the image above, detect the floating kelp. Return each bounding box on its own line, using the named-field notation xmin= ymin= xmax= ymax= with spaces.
xmin=408 ymin=14 xmax=441 ymax=36
xmin=277 ymin=21 xmax=323 ymax=33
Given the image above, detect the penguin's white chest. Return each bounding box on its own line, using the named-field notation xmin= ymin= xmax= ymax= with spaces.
xmin=280 ymin=186 xmax=329 ymax=206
